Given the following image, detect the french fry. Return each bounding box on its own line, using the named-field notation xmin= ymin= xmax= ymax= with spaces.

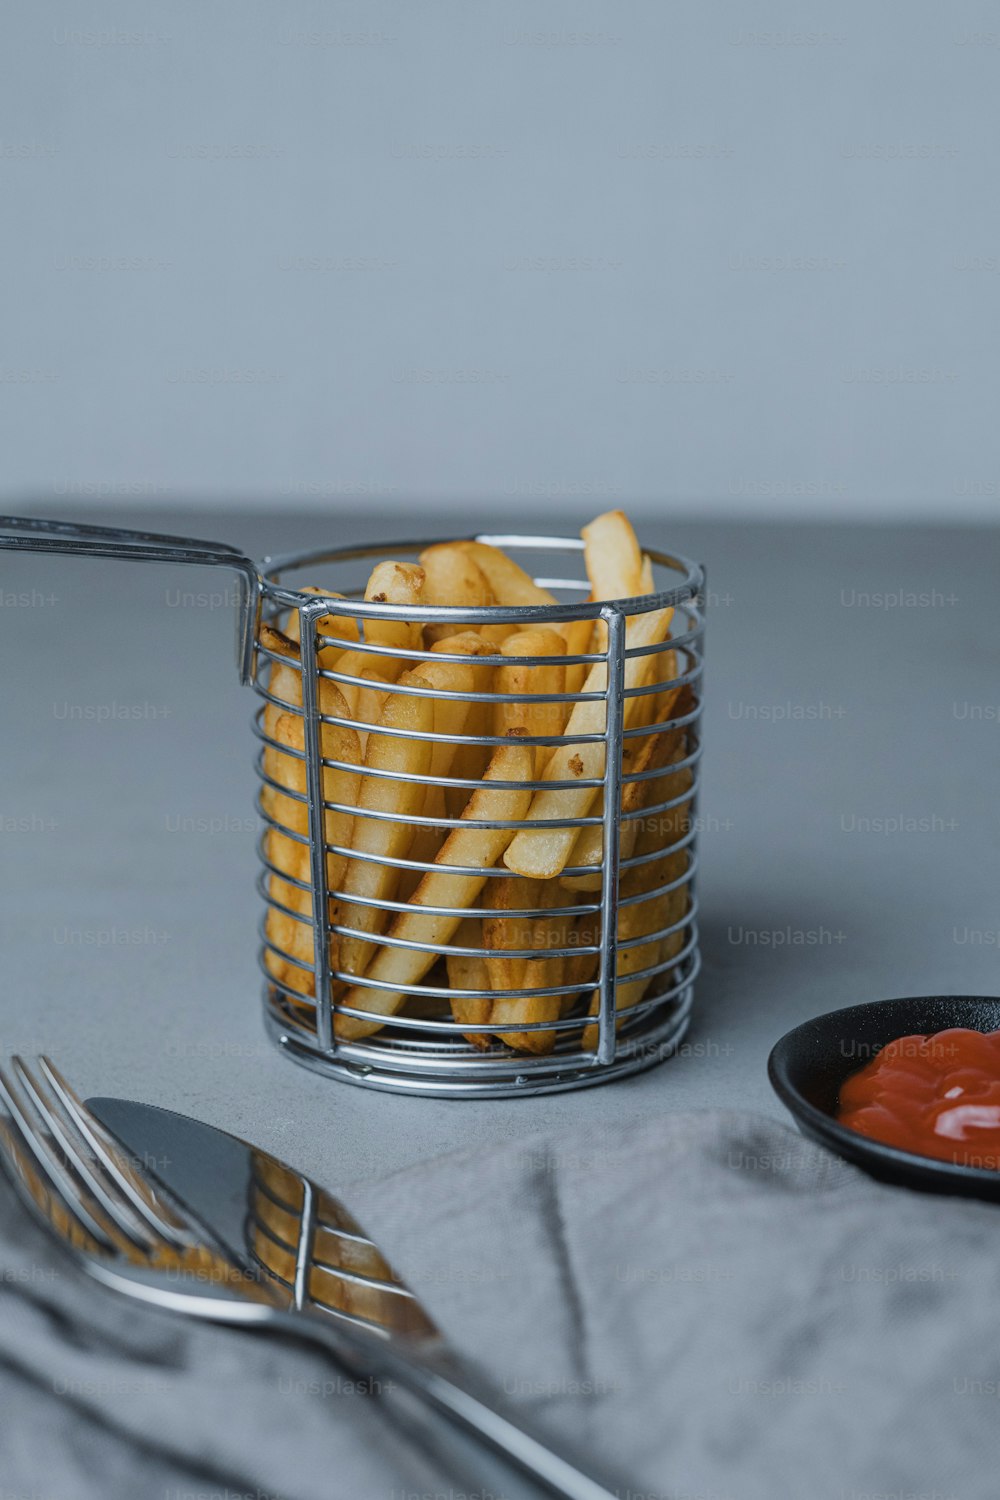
xmin=329 ymin=648 xmax=404 ymax=711
xmin=263 ymin=867 xmax=311 ymax=994
xmin=454 ymin=542 xmax=556 ymax=607
xmin=558 ymin=666 xmax=663 ymax=887
xmin=281 ymin=566 xmax=423 ymax=726
xmin=363 ymin=560 xmax=425 ymax=651
xmin=482 ymin=876 xmax=539 ymax=993
xmin=580 ymin=886 xmax=682 ymax=1049
xmin=336 ymin=738 xmax=534 ymax=1039
xmin=259 ymin=623 xmax=359 ymax=757
xmin=446 ymin=915 xmax=493 ymax=1049
xmin=445 ymin=732 xmax=493 ymax=820
xmin=419 ymin=544 xmax=497 ymax=645
xmin=260 ymin=624 xmax=306 ymax=992
xmin=550 ymin=901 xmax=583 ymax=1018
xmin=584 ymin=510 xmax=645 ymax=653
xmin=262 ymin=712 xmax=311 ymax=841
xmin=259 ymin=621 xmax=304 ymax=716
xmin=289 ymin=562 xmax=420 ymax=702
xmin=431 ymin=629 xmax=495 ymax=659
xmin=336 ymin=674 xmax=435 ymax=982
xmin=641 ymin=557 xmax=684 ymax=726
xmin=581 ymin=757 xmax=693 ymax=1048
xmin=526 ymin=896 xmax=578 ymax=1046
xmin=558 ymin=517 xmax=653 ymax=690
xmin=418 ymin=658 xmax=476 ymax=780
xmin=558 ymin=616 xmax=595 ymax=698
xmin=416 ymin=648 xmax=482 ymax=834
xmin=457 ymin=539 xmax=594 ymax=671
xmin=628 ymin=640 xmax=665 ymax=731
xmin=459 ymin=539 xmax=594 ymax=682
xmin=567 ymin=691 xmax=693 ymax=1038
xmin=261 ymin=746 xmax=311 ymax=1000
xmin=395 ymin=633 xmax=491 ymax=888
xmin=487 ymin=878 xmax=567 ymax=1053
xmin=548 ymin=907 xmax=604 ymax=1046
xmin=365 ymin=559 xmax=424 ymax=603
xmin=584 ymin=508 xmax=644 ymax=598
xmin=492 ymin=629 xmax=568 ymax=775
xmin=336 ymin=560 xmax=426 ymax=687
xmin=400 ymin=783 xmax=449 ymax=901
xmin=502 ymin=601 xmax=675 ymax=881
xmin=353 ymin=670 xmax=390 ymax=758
xmin=420 ymin=543 xmax=495 ymax=610
xmin=260 ymin=625 xmax=359 ymax=987
xmin=560 ymin=706 xmax=691 ymax=892
xmin=284 ymin=587 xmax=360 ymax=665
xmin=565 ymin=909 xmax=600 ymax=995
xmin=340 ymin=657 xmax=476 ymax=960
xmin=260 ymin=649 xmax=361 ymax=998
xmin=432 ymin=632 xmax=496 ymax=817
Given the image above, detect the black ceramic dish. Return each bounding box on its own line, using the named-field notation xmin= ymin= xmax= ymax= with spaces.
xmin=768 ymin=994 xmax=1000 ymax=1203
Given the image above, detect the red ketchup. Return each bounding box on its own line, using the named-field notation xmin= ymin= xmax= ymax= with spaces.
xmin=837 ymin=1027 xmax=1000 ymax=1170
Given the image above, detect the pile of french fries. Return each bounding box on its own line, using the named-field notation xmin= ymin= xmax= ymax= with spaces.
xmin=259 ymin=510 xmax=694 ymax=1055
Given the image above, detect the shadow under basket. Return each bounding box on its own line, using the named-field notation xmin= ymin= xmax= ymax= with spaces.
xmin=255 ymin=532 xmax=705 ymax=1097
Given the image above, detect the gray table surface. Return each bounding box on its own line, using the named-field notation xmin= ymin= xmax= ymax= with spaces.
xmin=1 ymin=510 xmax=996 ymax=1192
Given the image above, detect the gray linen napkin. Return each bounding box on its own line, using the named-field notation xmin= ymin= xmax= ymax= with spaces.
xmin=1 ymin=1109 xmax=998 ymax=1500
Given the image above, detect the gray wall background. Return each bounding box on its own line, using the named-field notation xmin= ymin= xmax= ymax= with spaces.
xmin=2 ymin=0 xmax=999 ymax=521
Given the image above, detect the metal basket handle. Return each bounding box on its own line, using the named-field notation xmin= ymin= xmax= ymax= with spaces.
xmin=0 ymin=515 xmax=263 ymax=684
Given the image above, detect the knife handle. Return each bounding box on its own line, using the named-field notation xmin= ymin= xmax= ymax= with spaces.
xmin=270 ymin=1306 xmax=622 ymax=1500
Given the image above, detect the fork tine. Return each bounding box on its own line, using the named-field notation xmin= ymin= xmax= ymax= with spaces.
xmin=11 ymin=1057 xmax=154 ymax=1254
xmin=0 ymin=1065 xmax=263 ymax=1300
xmin=37 ymin=1056 xmax=194 ymax=1248
xmin=0 ymin=1065 xmax=117 ymax=1251
xmin=0 ymin=1116 xmax=107 ymax=1256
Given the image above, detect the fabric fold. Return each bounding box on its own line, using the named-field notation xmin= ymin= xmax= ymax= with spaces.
xmin=1 ymin=1109 xmax=998 ymax=1500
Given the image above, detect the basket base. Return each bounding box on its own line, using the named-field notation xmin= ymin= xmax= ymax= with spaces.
xmin=261 ymin=978 xmax=696 ymax=1098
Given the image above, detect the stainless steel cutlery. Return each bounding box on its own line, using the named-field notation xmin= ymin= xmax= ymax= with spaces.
xmin=0 ymin=1056 xmax=620 ymax=1500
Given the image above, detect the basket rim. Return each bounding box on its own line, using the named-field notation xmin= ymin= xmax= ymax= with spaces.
xmin=257 ymin=532 xmax=704 ymax=623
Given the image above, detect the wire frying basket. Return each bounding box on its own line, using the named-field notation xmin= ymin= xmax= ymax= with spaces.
xmin=0 ymin=517 xmax=703 ymax=1098
xmin=256 ymin=533 xmax=704 ymax=1096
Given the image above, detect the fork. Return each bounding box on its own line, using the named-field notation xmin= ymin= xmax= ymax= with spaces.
xmin=0 ymin=1056 xmax=620 ymax=1500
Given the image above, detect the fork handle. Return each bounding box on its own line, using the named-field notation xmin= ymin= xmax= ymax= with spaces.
xmin=269 ymin=1306 xmax=622 ymax=1500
